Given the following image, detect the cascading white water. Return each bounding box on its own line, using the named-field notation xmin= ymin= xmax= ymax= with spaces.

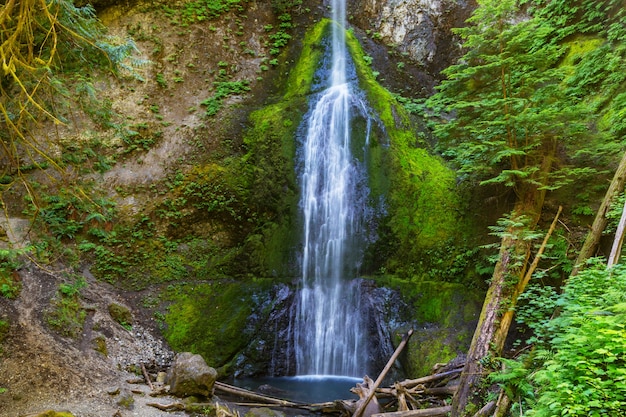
xmin=292 ymin=0 xmax=370 ymax=377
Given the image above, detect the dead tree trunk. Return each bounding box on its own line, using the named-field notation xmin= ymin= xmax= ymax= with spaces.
xmin=607 ymin=196 xmax=626 ymax=267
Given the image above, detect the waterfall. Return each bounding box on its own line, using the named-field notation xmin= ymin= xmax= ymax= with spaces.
xmin=291 ymin=0 xmax=372 ymax=377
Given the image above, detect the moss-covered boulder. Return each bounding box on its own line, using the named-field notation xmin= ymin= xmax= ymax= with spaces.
xmin=108 ymin=303 xmax=132 ymax=328
xmin=167 ymin=352 xmax=218 ymax=398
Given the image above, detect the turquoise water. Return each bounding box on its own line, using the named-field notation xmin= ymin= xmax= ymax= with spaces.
xmin=233 ymin=375 xmax=361 ymax=404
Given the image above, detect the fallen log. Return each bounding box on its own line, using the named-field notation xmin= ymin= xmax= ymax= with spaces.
xmin=215 ymin=381 xmax=353 ymax=413
xmin=397 ymin=368 xmax=462 ymax=389
xmin=422 ymin=386 xmax=457 ymax=396
xmin=215 ymin=381 xmax=302 ymax=407
xmin=377 ymin=384 xmax=457 ymax=397
xmin=371 ymin=405 xmax=452 ymax=417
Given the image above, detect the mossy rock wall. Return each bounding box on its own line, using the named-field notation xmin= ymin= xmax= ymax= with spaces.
xmin=245 ymin=19 xmax=465 ymax=278
xmin=164 ymin=280 xmax=277 ymax=372
xmin=163 ymin=19 xmax=477 ymax=373
xmin=380 ymin=276 xmax=484 ymax=376
xmin=343 ymin=28 xmax=464 ymax=276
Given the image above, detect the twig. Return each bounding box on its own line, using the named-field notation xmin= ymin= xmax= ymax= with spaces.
xmin=371 ymin=405 xmax=452 ymax=417
xmin=141 ymin=363 xmax=154 ymax=390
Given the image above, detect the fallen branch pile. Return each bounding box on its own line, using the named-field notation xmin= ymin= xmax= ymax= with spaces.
xmin=211 ymin=330 xmax=462 ymax=417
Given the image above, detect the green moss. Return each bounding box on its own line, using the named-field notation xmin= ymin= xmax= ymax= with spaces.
xmin=404 ymin=328 xmax=456 ymax=377
xmin=0 ymin=318 xmax=8 ymax=355
xmin=345 ymin=28 xmax=463 ymax=272
xmin=561 ymin=36 xmax=603 ymax=68
xmin=92 ymin=335 xmax=108 ymax=356
xmin=283 ymin=19 xmax=331 ymax=100
xmin=31 ymin=412 xmax=76 ymax=417
xmin=164 ymin=281 xmax=273 ymax=369
xmin=45 ymin=281 xmax=87 ymax=338
xmin=0 ymin=318 xmax=8 ymax=342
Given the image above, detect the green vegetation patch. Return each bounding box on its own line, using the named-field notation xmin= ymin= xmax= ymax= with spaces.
xmin=30 ymin=411 xmax=76 ymax=417
xmin=0 ymin=248 xmax=28 ymax=299
xmin=202 ymin=81 xmax=251 ymax=117
xmin=162 ymin=0 xmax=245 ymax=25
xmin=108 ymin=303 xmax=133 ymax=329
xmin=496 ymin=260 xmax=626 ymax=416
xmin=0 ymin=318 xmax=9 ymax=355
xmin=45 ymin=277 xmax=87 ymax=338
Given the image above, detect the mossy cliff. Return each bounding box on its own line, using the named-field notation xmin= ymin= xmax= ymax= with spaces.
xmin=161 ymin=19 xmax=476 ymax=374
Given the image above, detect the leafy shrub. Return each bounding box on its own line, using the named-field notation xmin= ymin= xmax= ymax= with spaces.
xmin=201 ymin=80 xmax=250 ymax=116
xmin=512 ymin=260 xmax=626 ymax=417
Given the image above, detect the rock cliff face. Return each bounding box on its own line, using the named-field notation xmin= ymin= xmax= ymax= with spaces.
xmin=349 ymin=0 xmax=476 ymax=74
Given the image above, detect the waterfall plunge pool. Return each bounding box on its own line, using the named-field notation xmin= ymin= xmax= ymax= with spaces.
xmin=232 ymin=375 xmax=362 ymax=404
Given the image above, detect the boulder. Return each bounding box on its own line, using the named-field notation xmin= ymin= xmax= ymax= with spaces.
xmin=167 ymin=352 xmax=217 ymax=398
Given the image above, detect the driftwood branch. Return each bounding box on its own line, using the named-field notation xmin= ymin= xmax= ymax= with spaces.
xmin=353 ymin=329 xmax=414 ymax=417
xmin=396 ymin=368 xmax=463 ymax=389
xmin=215 ymin=381 xmax=302 ymax=407
xmin=146 ymin=402 xmax=185 ymax=411
xmin=472 ymin=400 xmax=496 ymax=417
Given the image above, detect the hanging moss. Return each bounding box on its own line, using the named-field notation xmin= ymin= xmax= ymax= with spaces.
xmin=237 ymin=20 xmax=333 ymax=276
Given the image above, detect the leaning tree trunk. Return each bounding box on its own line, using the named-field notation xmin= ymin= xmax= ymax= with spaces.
xmin=572 ymin=151 xmax=626 ymax=274
xmin=451 ymin=146 xmax=556 ymax=416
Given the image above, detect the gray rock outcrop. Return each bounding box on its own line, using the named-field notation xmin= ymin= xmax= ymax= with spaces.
xmin=167 ymin=352 xmax=217 ymax=398
xmin=350 ymin=0 xmax=476 ymax=68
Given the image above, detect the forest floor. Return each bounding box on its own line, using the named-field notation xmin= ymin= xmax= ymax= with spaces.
xmin=0 ymin=263 xmax=187 ymax=417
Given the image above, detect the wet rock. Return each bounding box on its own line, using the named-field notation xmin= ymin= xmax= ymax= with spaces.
xmin=167 ymin=352 xmax=217 ymax=398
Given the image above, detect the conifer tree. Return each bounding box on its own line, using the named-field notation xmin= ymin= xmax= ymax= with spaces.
xmin=427 ymin=0 xmax=592 ymax=414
